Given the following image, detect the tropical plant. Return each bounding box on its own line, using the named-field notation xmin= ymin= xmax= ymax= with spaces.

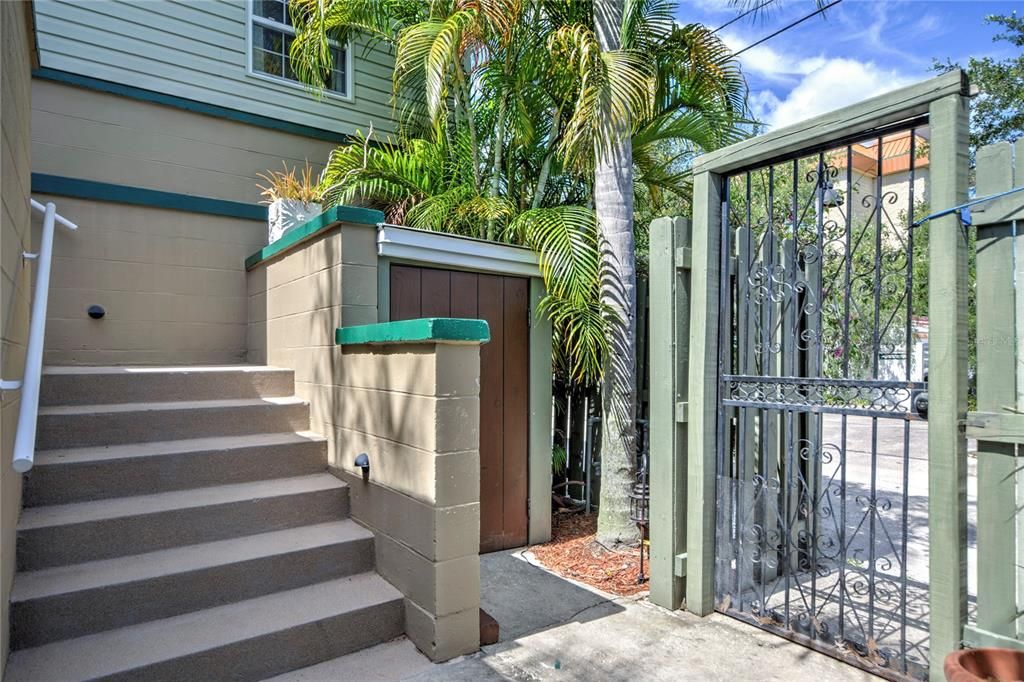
xmin=288 ymin=0 xmax=749 ymax=543
xmin=256 ymin=160 xmax=324 ymax=204
xmin=934 ymin=11 xmax=1024 ymax=149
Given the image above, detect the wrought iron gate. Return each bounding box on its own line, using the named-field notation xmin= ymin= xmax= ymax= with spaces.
xmin=713 ymin=124 xmax=931 ymax=679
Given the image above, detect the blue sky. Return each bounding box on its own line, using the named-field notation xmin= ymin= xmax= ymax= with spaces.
xmin=675 ymin=0 xmax=1022 ymax=129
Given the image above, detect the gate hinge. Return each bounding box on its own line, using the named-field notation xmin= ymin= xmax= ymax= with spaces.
xmin=675 ymin=401 xmax=689 ymax=423
xmin=675 ymin=246 xmax=692 ymax=270
xmin=965 ymin=411 xmax=1024 ymax=444
xmin=674 ymin=553 xmax=688 ymax=577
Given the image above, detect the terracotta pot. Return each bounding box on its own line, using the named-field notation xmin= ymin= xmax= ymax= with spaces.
xmin=945 ymin=648 xmax=1024 ymax=681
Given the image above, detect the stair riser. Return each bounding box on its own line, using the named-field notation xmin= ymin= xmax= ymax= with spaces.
xmin=12 ymin=537 xmax=375 ymax=649
xmin=41 ymin=371 xmax=294 ymax=406
xmin=36 ymin=403 xmax=310 ymax=450
xmin=17 ymin=487 xmax=350 ymax=571
xmin=24 ymin=441 xmax=328 ymax=506
xmin=105 ymin=599 xmax=404 ymax=682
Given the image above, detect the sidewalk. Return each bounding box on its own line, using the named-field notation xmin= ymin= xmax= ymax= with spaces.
xmin=272 ymin=549 xmax=880 ymax=681
xmin=410 ymin=549 xmax=878 ymax=681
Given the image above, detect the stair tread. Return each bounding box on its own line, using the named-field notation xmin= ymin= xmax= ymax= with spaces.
xmin=39 ymin=395 xmax=307 ymax=416
xmin=18 ymin=474 xmax=346 ymax=531
xmin=34 ymin=430 xmax=326 ymax=466
xmin=11 ymin=520 xmax=371 ymax=602
xmin=4 ymin=573 xmax=403 ymax=682
xmin=43 ymin=365 xmax=291 ymax=375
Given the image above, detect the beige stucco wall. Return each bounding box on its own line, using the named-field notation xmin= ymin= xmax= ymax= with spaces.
xmin=248 ymin=226 xmax=482 ymax=661
xmin=1 ymin=1 xmax=35 ymax=674
xmin=246 ymin=222 xmax=378 ymax=371
xmin=36 ymin=195 xmax=264 ymax=365
xmin=29 ymin=78 xmax=347 ymax=365
xmin=335 ymin=342 xmax=481 ymax=662
xmin=32 ymin=79 xmax=337 ymax=205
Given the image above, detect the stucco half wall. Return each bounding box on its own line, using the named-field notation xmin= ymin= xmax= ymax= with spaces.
xmin=247 ymin=218 xmax=553 ymax=547
xmin=248 ymin=218 xmax=485 ymax=660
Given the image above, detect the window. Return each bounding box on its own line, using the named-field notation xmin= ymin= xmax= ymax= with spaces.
xmin=248 ymin=0 xmax=350 ymax=97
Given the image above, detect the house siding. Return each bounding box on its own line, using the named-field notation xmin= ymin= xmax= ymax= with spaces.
xmin=33 ymin=0 xmax=397 ymax=138
xmin=1 ymin=1 xmax=35 ymax=675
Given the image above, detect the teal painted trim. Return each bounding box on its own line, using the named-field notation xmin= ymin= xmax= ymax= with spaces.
xmin=336 ymin=318 xmax=490 ymax=345
xmin=32 ymin=173 xmax=266 ymax=221
xmin=33 ymin=67 xmax=353 ymax=144
xmin=245 ymin=205 xmax=385 ymax=269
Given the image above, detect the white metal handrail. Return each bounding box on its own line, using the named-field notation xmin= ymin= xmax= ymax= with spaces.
xmin=8 ymin=200 xmax=77 ymax=473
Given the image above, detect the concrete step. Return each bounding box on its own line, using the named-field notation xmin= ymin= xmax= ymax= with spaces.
xmin=17 ymin=474 xmax=349 ymax=570
xmin=24 ymin=431 xmax=328 ymax=506
xmin=263 ymin=637 xmax=434 ymax=681
xmin=4 ymin=573 xmax=405 ymax=682
xmin=36 ymin=397 xmax=310 ymax=450
xmin=11 ymin=520 xmax=375 ymax=649
xmin=40 ymin=365 xmax=295 ymax=406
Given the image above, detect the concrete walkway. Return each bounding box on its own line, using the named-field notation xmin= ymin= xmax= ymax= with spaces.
xmin=273 ymin=549 xmax=879 ymax=681
xmin=410 ymin=549 xmax=877 ymax=682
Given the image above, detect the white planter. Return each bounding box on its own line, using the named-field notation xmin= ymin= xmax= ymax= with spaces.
xmin=268 ymin=199 xmax=321 ymax=244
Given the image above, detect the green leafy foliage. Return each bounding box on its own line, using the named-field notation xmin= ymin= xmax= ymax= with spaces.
xmin=934 ymin=12 xmax=1024 ymax=148
xmin=288 ymin=0 xmax=750 ymax=385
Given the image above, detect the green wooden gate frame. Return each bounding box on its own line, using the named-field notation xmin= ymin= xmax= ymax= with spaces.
xmin=962 ymin=139 xmax=1024 ymax=652
xmin=649 ymin=69 xmax=971 ymax=680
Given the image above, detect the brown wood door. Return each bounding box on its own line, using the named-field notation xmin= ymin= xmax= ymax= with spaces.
xmin=389 ymin=264 xmax=529 ymax=552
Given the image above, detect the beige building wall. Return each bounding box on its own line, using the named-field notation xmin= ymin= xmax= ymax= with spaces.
xmin=38 ymin=195 xmax=266 ymax=365
xmin=248 ymin=226 xmax=482 ymax=661
xmin=1 ymin=1 xmax=35 ymax=674
xmin=31 ymin=79 xmax=344 ymax=365
xmin=32 ymin=79 xmax=338 ymax=205
xmin=246 ymin=222 xmax=379 ymax=373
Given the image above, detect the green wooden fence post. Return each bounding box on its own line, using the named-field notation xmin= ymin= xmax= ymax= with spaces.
xmin=650 ymin=216 xmax=691 ymax=609
xmin=1017 ymin=139 xmax=1024 ymax=641
xmin=927 ymin=87 xmax=971 ymax=680
xmin=973 ymin=141 xmax=1019 ymax=642
xmin=686 ymin=171 xmax=723 ymax=615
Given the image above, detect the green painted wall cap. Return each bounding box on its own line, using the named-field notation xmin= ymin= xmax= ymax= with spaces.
xmin=336 ymin=318 xmax=491 ymax=345
xmin=245 ymin=205 xmax=385 ymax=270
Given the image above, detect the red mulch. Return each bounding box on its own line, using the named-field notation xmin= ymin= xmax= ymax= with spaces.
xmin=529 ymin=513 xmax=648 ymax=597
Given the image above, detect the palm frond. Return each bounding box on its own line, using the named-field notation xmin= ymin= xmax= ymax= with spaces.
xmin=506 ymin=206 xmax=599 ymax=307
xmin=621 ymin=0 xmax=674 ymax=51
xmin=549 ymin=25 xmax=654 ymax=170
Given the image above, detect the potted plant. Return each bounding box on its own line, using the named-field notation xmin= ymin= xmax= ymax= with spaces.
xmin=257 ymin=161 xmax=323 ymax=244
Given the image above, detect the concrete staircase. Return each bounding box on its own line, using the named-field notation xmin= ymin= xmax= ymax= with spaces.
xmin=5 ymin=366 xmax=404 ymax=681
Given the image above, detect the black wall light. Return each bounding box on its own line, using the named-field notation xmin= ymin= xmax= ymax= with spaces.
xmin=354 ymin=453 xmax=370 ymax=481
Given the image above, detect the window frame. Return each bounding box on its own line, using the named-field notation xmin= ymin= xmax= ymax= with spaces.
xmin=245 ymin=0 xmax=354 ymax=102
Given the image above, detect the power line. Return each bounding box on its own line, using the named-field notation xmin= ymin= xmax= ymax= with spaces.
xmin=733 ymin=0 xmax=844 ymax=57
xmin=711 ymin=0 xmax=778 ymax=35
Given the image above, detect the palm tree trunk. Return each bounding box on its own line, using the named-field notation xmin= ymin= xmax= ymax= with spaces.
xmin=594 ymin=0 xmax=639 ymax=546
xmin=453 ymin=66 xmax=482 ymax=192
xmin=532 ymin=107 xmax=562 ymax=210
xmin=487 ymin=93 xmax=508 ymax=240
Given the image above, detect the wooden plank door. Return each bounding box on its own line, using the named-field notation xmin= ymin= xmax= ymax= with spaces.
xmin=389 ymin=264 xmax=530 ymax=552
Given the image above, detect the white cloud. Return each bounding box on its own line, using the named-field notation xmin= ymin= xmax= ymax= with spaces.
xmin=757 ymin=58 xmax=914 ymax=129
xmin=719 ymin=32 xmax=827 ymax=83
xmin=748 ymin=89 xmax=781 ymax=124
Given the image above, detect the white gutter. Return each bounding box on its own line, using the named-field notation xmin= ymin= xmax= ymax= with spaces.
xmin=377 ymin=224 xmax=541 ymax=278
